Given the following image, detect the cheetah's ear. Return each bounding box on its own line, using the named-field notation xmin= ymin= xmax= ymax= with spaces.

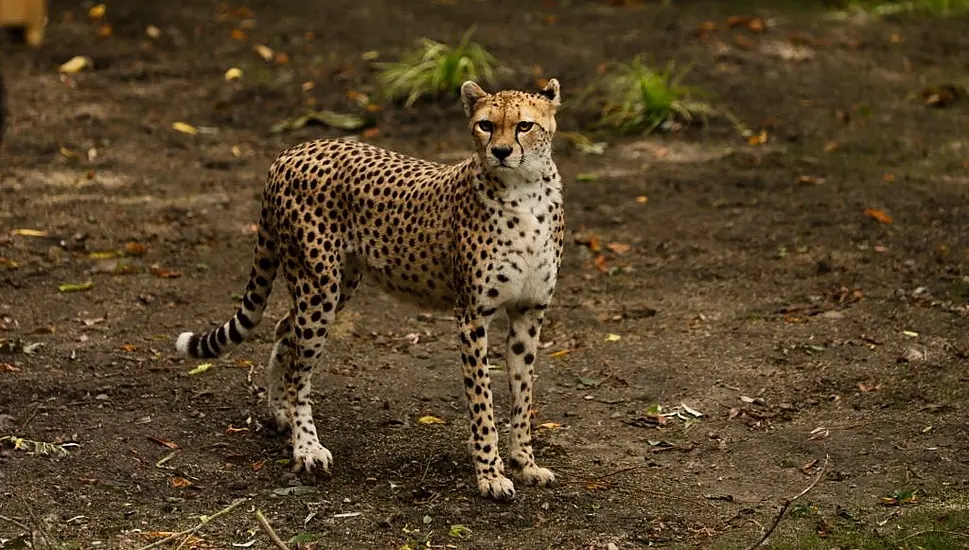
xmin=539 ymin=78 xmax=561 ymax=108
xmin=461 ymin=80 xmax=488 ymax=117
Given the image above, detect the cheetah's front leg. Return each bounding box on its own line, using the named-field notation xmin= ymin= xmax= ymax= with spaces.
xmin=506 ymin=307 xmax=555 ymax=487
xmin=457 ymin=313 xmax=515 ymax=500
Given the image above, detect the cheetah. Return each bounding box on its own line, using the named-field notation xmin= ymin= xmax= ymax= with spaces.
xmin=174 ymin=79 xmax=565 ymax=500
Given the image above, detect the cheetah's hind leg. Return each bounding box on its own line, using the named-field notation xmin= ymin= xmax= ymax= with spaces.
xmin=281 ymin=251 xmax=366 ymax=475
xmin=267 ymin=256 xmax=359 ymax=436
xmin=266 ymin=312 xmax=294 ymax=432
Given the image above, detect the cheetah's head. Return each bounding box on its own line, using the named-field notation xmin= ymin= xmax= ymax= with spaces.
xmin=461 ymin=79 xmax=561 ymax=180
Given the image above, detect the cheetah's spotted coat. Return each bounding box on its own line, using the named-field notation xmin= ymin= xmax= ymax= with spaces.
xmin=175 ymin=79 xmax=565 ymax=500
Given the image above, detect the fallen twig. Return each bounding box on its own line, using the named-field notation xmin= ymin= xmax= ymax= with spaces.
xmin=18 ymin=404 xmax=42 ymax=432
xmin=255 ymin=510 xmax=290 ymax=550
xmin=21 ymin=496 xmax=52 ymax=550
xmin=0 ymin=514 xmax=30 ymax=532
xmin=136 ymin=497 xmax=247 ymax=550
xmin=745 ymin=454 xmax=829 ymax=550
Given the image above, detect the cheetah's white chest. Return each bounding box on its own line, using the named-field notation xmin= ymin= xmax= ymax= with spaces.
xmin=488 ymin=190 xmax=561 ymax=308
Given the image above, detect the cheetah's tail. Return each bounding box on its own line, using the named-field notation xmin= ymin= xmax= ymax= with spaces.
xmin=174 ymin=226 xmax=278 ymax=359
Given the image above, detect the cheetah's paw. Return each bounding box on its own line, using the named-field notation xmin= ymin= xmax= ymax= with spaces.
xmin=478 ymin=474 xmax=516 ymax=500
xmin=293 ymin=441 xmax=333 ymax=474
xmin=514 ymin=465 xmax=556 ymax=487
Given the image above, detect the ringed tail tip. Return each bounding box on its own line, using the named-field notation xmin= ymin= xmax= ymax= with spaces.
xmin=175 ymin=332 xmax=194 ymax=355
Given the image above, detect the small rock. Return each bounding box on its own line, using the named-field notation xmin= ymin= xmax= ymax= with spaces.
xmin=95 ymin=393 xmax=109 ymax=400
xmin=903 ymin=347 xmax=926 ymax=362
xmin=820 ymin=310 xmax=844 ymax=320
xmin=607 ymin=543 xmax=619 ymax=550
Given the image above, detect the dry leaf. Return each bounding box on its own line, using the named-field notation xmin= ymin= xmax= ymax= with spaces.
xmin=726 ymin=15 xmax=766 ymax=33
xmin=747 ymin=129 xmax=768 ymax=145
xmin=574 ymin=233 xmax=601 ymax=252
xmin=361 ymin=128 xmax=381 ymax=139
xmin=120 ymin=344 xmax=137 ymax=352
xmin=593 ymin=255 xmax=609 ymax=272
xmin=145 ymin=25 xmax=161 ymax=39
xmin=224 ymin=67 xmax=243 ymax=81
xmin=59 ymin=281 xmax=94 ymax=293
xmin=11 ymin=228 xmax=49 ymax=237
xmin=251 ymin=460 xmax=265 ymax=472
xmin=823 ymin=141 xmax=839 ymax=153
xmin=150 ymin=265 xmax=182 ymax=278
xmin=171 ymin=122 xmax=197 ymax=135
xmin=170 ymin=477 xmax=192 ymax=488
xmin=864 ymin=208 xmax=893 ymax=225
xmin=0 ymin=363 xmax=20 ymax=372
xmin=537 ymin=422 xmax=561 ymax=430
xmin=733 ymin=35 xmax=754 ymax=49
xmin=58 ymin=56 xmax=93 ymax=74
xmin=88 ymin=3 xmax=106 ymax=21
xmin=606 ymin=242 xmax=631 ymax=255
xmin=97 ymin=24 xmax=112 ymax=39
xmin=254 ymin=44 xmax=274 ymax=61
xmin=549 ymin=348 xmax=579 ymax=358
xmin=274 ymin=52 xmax=289 ymax=65
xmin=188 ymin=363 xmax=213 ymax=375
xmin=857 ymin=382 xmax=881 ymax=392
xmin=231 ymin=28 xmax=247 ymax=41
xmin=417 ymin=415 xmax=446 ymax=425
xmin=635 ymin=195 xmax=648 ymax=204
xmin=882 ymin=173 xmax=895 ymax=182
xmin=605 ymin=333 xmax=621 ymax=342
xmin=225 ymin=426 xmax=248 ymax=434
xmin=125 ymin=241 xmax=148 ymax=256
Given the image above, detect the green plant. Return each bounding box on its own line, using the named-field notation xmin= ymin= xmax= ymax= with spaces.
xmin=375 ymin=27 xmax=498 ymax=107
xmin=591 ymin=56 xmax=713 ymax=135
xmin=848 ymin=0 xmax=969 ymax=16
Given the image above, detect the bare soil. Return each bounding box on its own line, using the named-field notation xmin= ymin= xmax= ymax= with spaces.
xmin=1 ymin=1 xmax=968 ymax=548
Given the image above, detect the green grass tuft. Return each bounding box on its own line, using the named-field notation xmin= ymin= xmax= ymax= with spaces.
xmin=374 ymin=27 xmax=499 ymax=107
xmin=586 ymin=55 xmax=732 ymax=136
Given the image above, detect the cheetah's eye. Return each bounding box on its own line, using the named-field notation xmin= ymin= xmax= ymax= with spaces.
xmin=516 ymin=121 xmax=535 ymax=133
xmin=477 ymin=120 xmax=494 ymax=133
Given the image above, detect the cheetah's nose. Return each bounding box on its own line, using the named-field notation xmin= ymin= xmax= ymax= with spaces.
xmin=491 ymin=146 xmax=513 ymax=162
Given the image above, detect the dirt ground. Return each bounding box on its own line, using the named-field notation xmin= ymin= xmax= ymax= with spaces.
xmin=1 ymin=0 xmax=968 ymax=548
